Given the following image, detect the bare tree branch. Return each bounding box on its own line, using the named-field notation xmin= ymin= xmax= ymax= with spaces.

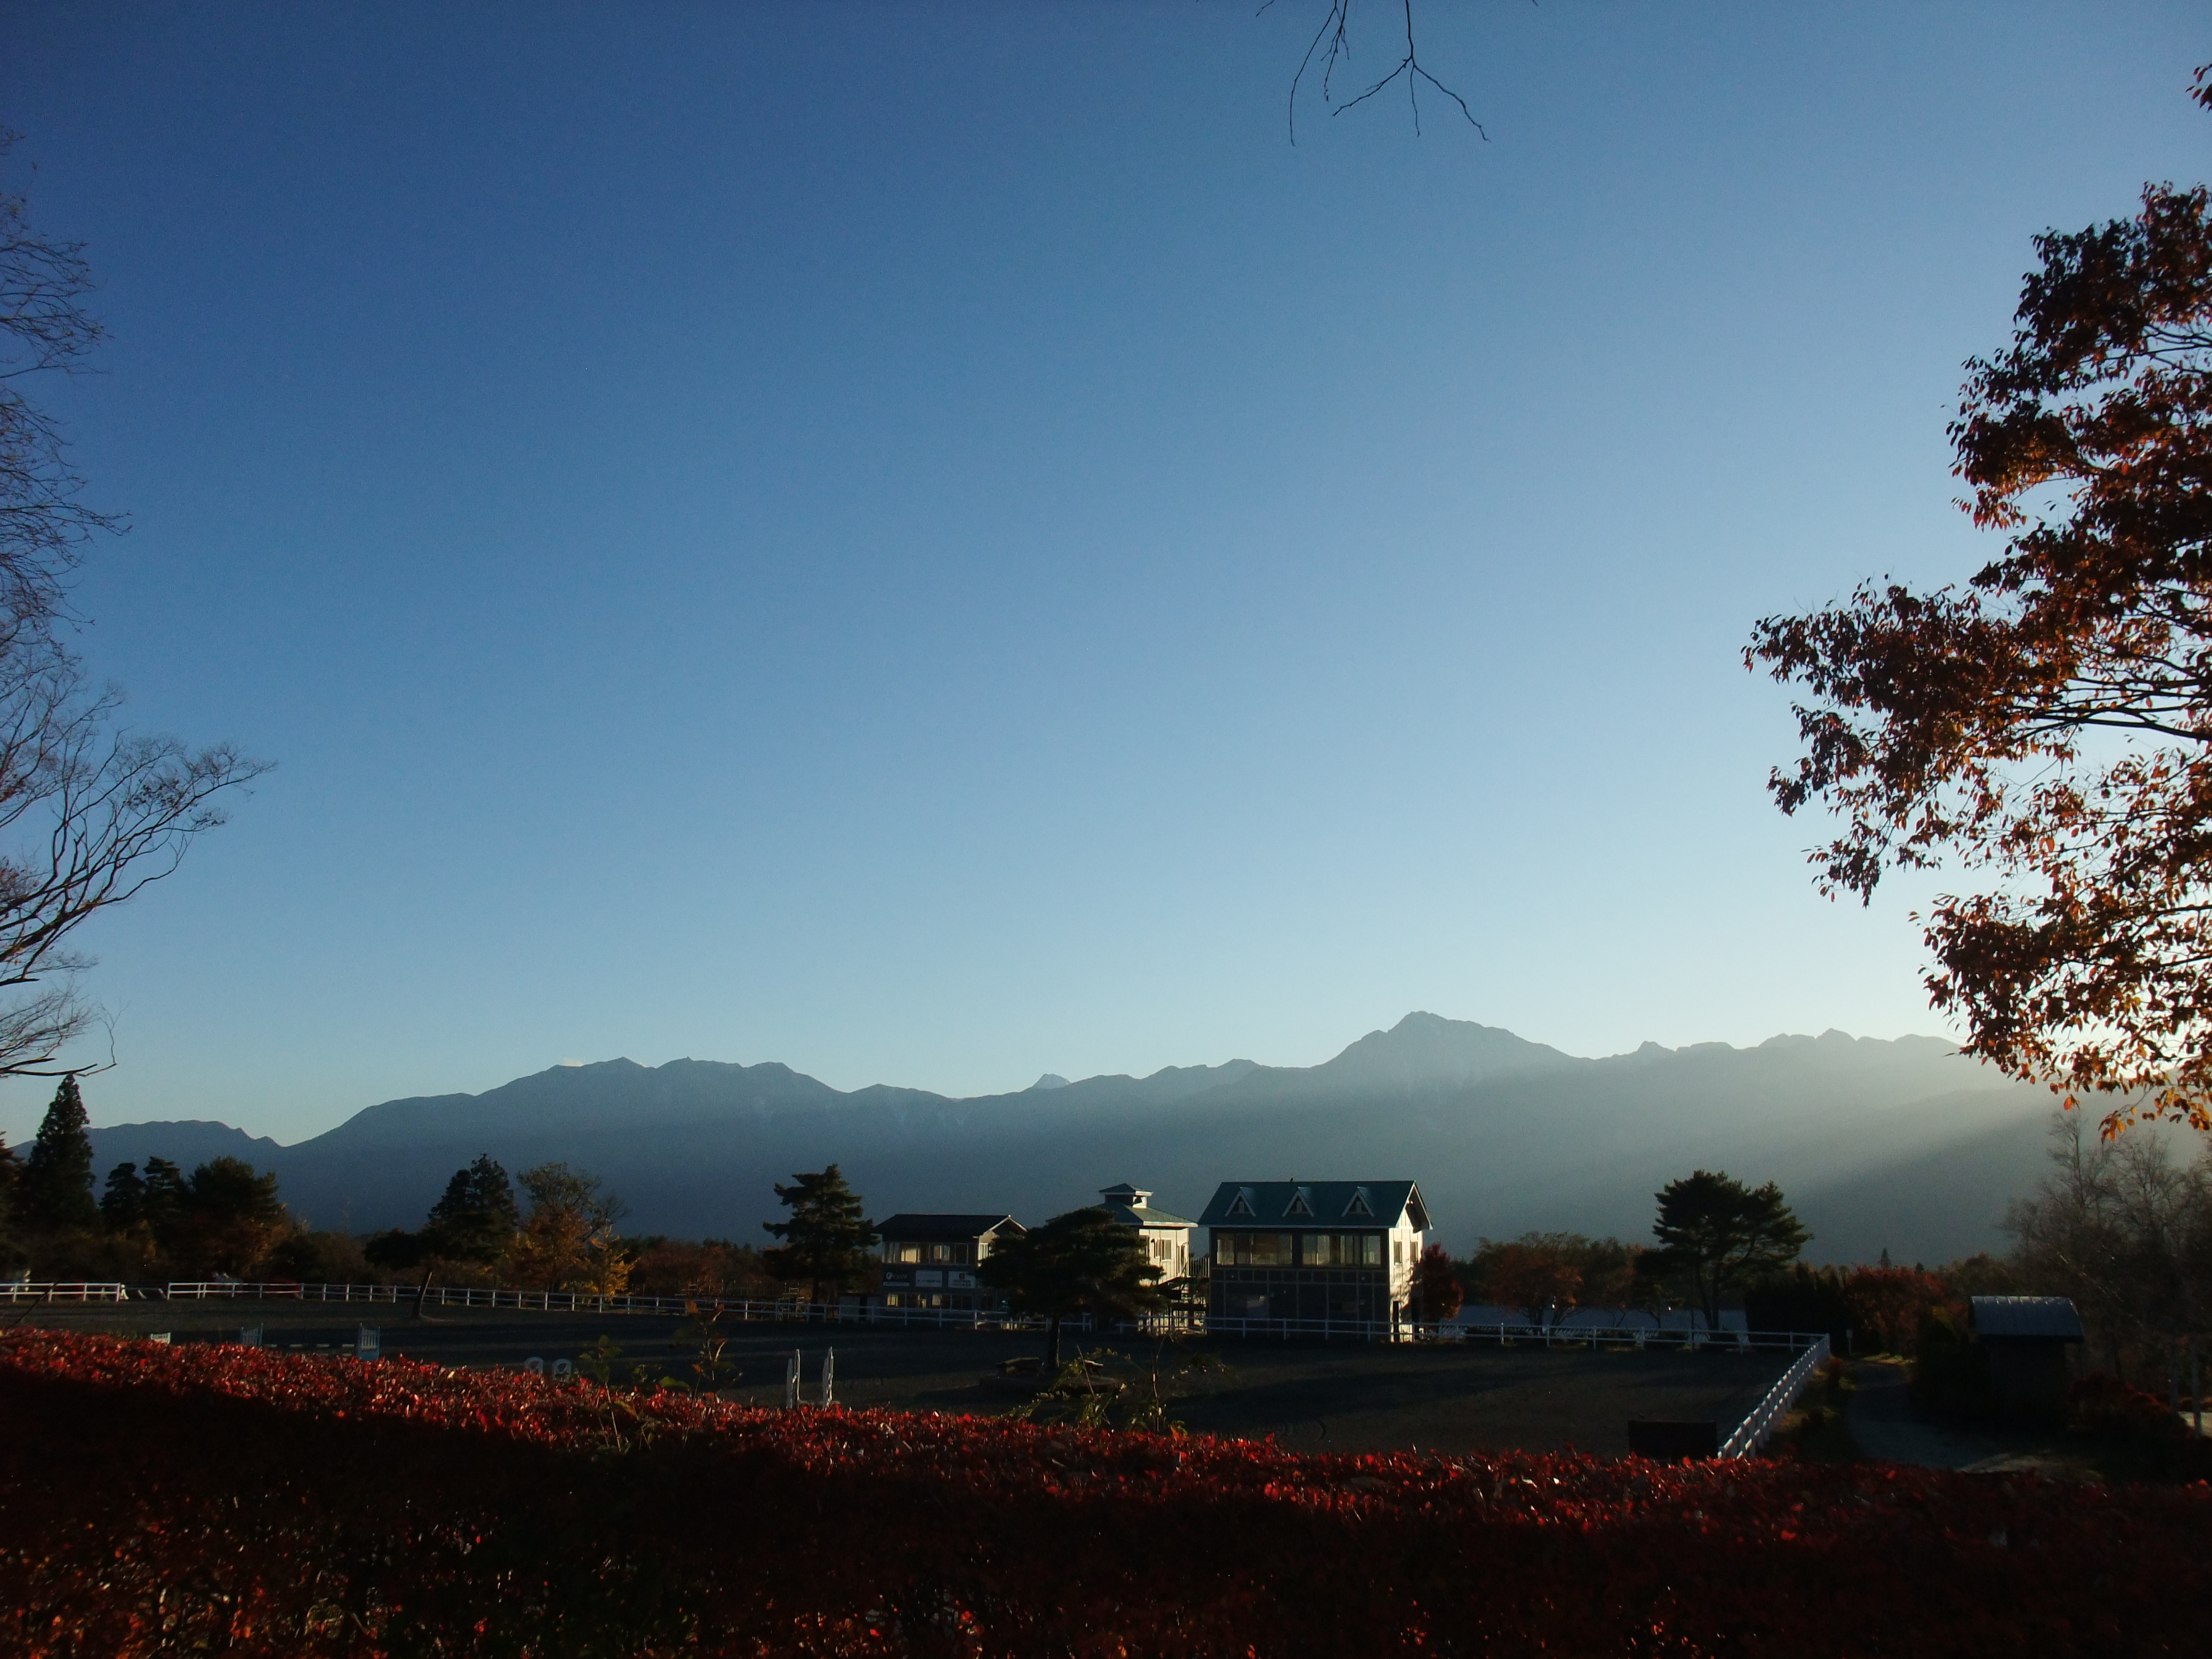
xmin=0 ymin=131 xmax=268 ymax=1078
xmin=1277 ymin=0 xmax=1487 ymax=145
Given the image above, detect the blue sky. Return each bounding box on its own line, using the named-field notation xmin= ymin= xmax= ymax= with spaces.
xmin=0 ymin=2 xmax=2204 ymax=1142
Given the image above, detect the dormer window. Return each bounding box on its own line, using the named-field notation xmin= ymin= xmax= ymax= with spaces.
xmin=1285 ymin=1187 xmax=1314 ymax=1218
xmin=1343 ymin=1187 xmax=1374 ymax=1218
xmin=1225 ymin=1188 xmax=1256 ymax=1218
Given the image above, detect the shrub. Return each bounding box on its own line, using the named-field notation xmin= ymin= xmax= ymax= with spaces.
xmin=2070 ymin=1373 xmax=2189 ymax=1444
xmin=1910 ymin=1302 xmax=1989 ymax=1419
xmin=3 ymin=1328 xmax=2211 ymax=1656
xmin=262 ymin=1229 xmax=371 ymax=1284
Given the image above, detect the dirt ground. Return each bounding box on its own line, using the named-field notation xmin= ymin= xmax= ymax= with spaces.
xmin=13 ymin=1301 xmax=1787 ymax=1457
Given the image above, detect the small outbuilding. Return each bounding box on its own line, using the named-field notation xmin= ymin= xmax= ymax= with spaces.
xmin=1969 ymin=1295 xmax=2084 ymax=1418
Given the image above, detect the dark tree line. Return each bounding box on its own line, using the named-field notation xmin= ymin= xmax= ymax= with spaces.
xmin=0 ymin=1073 xmax=333 ymax=1281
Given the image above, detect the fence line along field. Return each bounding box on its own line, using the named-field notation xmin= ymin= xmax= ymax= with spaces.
xmin=13 ymin=1298 xmax=1803 ymax=1457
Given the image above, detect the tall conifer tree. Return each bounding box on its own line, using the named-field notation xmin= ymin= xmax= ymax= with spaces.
xmin=0 ymin=1132 xmax=20 ymax=1259
xmin=761 ymin=1166 xmax=876 ymax=1306
xmin=21 ymin=1074 xmax=96 ymax=1231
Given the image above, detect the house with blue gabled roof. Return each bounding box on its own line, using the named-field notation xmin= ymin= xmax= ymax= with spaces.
xmin=1197 ymin=1180 xmax=1429 ymax=1334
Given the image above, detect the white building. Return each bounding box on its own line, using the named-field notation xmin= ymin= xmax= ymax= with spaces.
xmin=1096 ymin=1182 xmax=1197 ymax=1280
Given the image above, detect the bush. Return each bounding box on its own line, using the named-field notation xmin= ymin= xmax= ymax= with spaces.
xmin=261 ymin=1229 xmax=371 ymax=1284
xmin=3 ymin=1329 xmax=2211 ymax=1656
xmin=2070 ymin=1373 xmax=2189 ymax=1444
xmin=362 ymin=1227 xmax=430 ymax=1275
xmin=1910 ymin=1302 xmax=1989 ymax=1419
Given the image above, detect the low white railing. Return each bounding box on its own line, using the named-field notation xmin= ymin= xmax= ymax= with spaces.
xmin=156 ymin=1285 xmax=1828 ymax=1357
xmin=1451 ymin=1320 xmax=1821 ymax=1353
xmin=163 ymin=1281 xmax=1062 ymax=1331
xmin=0 ymin=1281 xmax=129 ymax=1303
xmin=1720 ymin=1334 xmax=1833 ymax=1459
xmin=168 ymin=1281 xmax=417 ymax=1304
xmin=1187 ymin=1313 xmax=1827 ymax=1352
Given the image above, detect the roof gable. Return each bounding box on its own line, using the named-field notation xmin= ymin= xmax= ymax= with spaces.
xmin=1197 ymin=1181 xmax=1427 ymax=1229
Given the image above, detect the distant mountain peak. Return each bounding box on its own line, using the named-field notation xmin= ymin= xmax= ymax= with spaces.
xmin=1027 ymin=1073 xmax=1070 ymax=1092
xmin=1311 ymin=1011 xmax=1574 ymax=1090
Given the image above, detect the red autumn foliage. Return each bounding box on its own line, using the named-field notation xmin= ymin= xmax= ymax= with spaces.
xmin=1 ymin=1329 xmax=2207 ymax=1656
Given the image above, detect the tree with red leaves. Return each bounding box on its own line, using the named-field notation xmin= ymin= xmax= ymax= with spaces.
xmin=1412 ymin=1242 xmax=1462 ymax=1323
xmin=1750 ymin=68 xmax=2212 ymax=1136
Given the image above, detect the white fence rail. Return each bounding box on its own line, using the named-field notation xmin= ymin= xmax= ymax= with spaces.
xmin=164 ymin=1282 xmax=1065 ymax=1332
xmin=1 ymin=1281 xmax=129 ymax=1303
xmin=1449 ymin=1320 xmax=1823 ymax=1354
xmin=1188 ymin=1313 xmax=1828 ymax=1352
xmin=155 ymin=1284 xmax=1829 ymax=1362
xmin=1720 ymin=1333 xmax=1833 ymax=1459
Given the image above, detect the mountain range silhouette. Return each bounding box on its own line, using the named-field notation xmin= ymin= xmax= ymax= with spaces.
xmin=84 ymin=1013 xmax=2059 ymax=1262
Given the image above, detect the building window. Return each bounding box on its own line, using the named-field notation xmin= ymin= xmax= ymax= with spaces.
xmin=1216 ymin=1232 xmax=1293 ymax=1267
xmin=1392 ymin=1237 xmax=1404 ymax=1264
xmin=891 ymin=1243 xmax=922 ymax=1264
xmin=1297 ymin=1234 xmax=1384 ymax=1267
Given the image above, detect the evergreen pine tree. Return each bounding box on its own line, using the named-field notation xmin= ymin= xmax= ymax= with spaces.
xmin=21 ymin=1075 xmax=97 ymax=1232
xmin=424 ymin=1155 xmax=520 ymax=1262
xmin=1643 ymin=1170 xmax=1809 ymax=1336
xmin=100 ymin=1162 xmax=148 ymax=1230
xmin=0 ymin=1133 xmax=20 ymax=1263
xmin=977 ymin=1207 xmax=1166 ymax=1369
xmin=138 ymin=1157 xmax=190 ymax=1249
xmin=761 ymin=1165 xmax=876 ymax=1306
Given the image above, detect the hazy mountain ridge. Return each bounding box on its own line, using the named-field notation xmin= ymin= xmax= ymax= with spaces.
xmin=83 ymin=1014 xmax=2057 ymax=1262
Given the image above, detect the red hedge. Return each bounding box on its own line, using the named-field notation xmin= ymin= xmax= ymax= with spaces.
xmin=1 ymin=1329 xmax=2204 ymax=1656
